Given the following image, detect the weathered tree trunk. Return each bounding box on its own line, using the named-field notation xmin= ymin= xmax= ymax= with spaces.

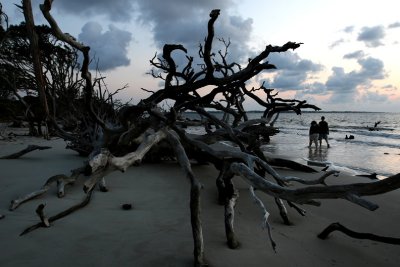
xmin=224 ymin=185 xmax=239 ymax=249
xmin=165 ymin=130 xmax=205 ymax=266
xmin=217 ymin=163 xmax=240 ymax=249
xmin=22 ymin=0 xmax=50 ymax=138
xmin=274 ymin=197 xmax=290 ymax=225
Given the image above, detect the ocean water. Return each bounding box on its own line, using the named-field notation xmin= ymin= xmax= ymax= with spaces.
xmin=260 ymin=112 xmax=400 ymax=178
xmin=184 ymin=112 xmax=400 ymax=178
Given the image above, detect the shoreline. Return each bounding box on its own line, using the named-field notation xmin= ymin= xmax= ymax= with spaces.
xmin=1 ymin=133 xmax=400 ymax=266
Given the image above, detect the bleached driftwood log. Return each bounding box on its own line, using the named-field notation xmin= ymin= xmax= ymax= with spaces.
xmin=164 ymin=130 xmax=205 ymax=266
xmin=10 ymin=167 xmax=84 ymax=210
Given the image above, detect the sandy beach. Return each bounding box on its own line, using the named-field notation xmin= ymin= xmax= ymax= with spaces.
xmin=1 ymin=132 xmax=400 ymax=267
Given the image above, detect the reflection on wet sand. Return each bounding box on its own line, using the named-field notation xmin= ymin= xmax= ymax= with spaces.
xmin=308 ymin=146 xmax=329 ymax=163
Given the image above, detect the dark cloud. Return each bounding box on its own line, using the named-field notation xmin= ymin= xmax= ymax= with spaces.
xmin=388 ymin=22 xmax=400 ymax=28
xmin=358 ymin=57 xmax=386 ymax=79
xmin=325 ymin=57 xmax=386 ymax=103
xmin=343 ymin=50 xmax=365 ymax=59
xmin=304 ymin=82 xmax=328 ymax=95
xmin=293 ymin=82 xmax=329 ymax=107
xmin=55 ymin=0 xmax=273 ymax=77
xmin=326 ymin=67 xmax=362 ymax=93
xmin=263 ymin=52 xmax=323 ymax=90
xmin=51 ymin=0 xmax=282 ymax=70
xmin=357 ymin=25 xmax=385 ymax=47
xmin=78 ymin=22 xmax=132 ymax=71
xmin=267 ymin=52 xmax=323 ymax=72
xmin=130 ymin=0 xmax=257 ymax=67
xmin=216 ymin=15 xmax=254 ymax=63
xmin=270 ymin=71 xmax=308 ymax=89
xmin=134 ymin=0 xmax=234 ymax=45
xmin=55 ymin=0 xmax=135 ymax=22
xmin=362 ymin=91 xmax=388 ymax=102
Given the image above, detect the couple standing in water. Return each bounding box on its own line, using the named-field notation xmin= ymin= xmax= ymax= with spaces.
xmin=309 ymin=116 xmax=330 ymax=148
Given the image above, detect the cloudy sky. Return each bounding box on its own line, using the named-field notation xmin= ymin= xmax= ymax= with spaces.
xmin=3 ymin=0 xmax=400 ymax=111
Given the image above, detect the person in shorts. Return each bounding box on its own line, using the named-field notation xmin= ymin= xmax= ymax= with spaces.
xmin=318 ymin=116 xmax=330 ymax=148
xmin=309 ymin=120 xmax=319 ymax=148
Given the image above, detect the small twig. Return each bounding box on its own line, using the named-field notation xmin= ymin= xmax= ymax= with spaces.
xmin=35 ymin=204 xmax=50 ymax=227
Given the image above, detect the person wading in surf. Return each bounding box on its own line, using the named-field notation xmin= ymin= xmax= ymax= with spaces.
xmin=319 ymin=116 xmax=330 ymax=148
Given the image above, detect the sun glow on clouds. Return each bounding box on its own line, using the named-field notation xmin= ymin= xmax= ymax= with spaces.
xmin=238 ymin=0 xmax=400 ymax=111
xmin=2 ymin=0 xmax=400 ymax=111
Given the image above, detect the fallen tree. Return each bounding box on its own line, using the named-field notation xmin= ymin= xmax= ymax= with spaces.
xmin=6 ymin=1 xmax=400 ymax=266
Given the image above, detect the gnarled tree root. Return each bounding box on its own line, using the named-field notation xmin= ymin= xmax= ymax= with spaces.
xmin=318 ymin=222 xmax=400 ymax=245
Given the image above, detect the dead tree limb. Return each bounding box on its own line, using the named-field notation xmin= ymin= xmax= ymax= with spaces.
xmin=225 ymin=187 xmax=239 ymax=249
xmin=20 ymin=188 xmax=94 ymax=236
xmin=10 ymin=174 xmax=66 ymax=211
xmin=250 ymin=187 xmax=276 ymax=251
xmin=0 ymin=145 xmax=51 ymax=159
xmin=217 ymin=163 xmax=240 ymax=249
xmin=109 ymin=128 xmax=167 ymax=172
xmin=318 ymin=222 xmax=400 ymax=245
xmin=230 ymin=163 xmax=400 ymax=211
xmin=10 ymin=167 xmax=84 ymax=210
xmin=165 ymin=130 xmax=205 ymax=266
xmin=274 ymin=197 xmax=290 ymax=225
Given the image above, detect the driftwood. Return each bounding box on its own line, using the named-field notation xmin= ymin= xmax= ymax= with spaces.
xmin=229 ymin=162 xmax=400 ymax=211
xmin=20 ymin=188 xmax=94 ymax=236
xmin=0 ymin=145 xmax=51 ymax=159
xmin=10 ymin=167 xmax=84 ymax=210
xmin=250 ymin=187 xmax=277 ymax=251
xmin=35 ymin=203 xmax=50 ymax=227
xmin=318 ymin=222 xmax=400 ymax=245
xmin=7 ymin=2 xmax=400 ymax=266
